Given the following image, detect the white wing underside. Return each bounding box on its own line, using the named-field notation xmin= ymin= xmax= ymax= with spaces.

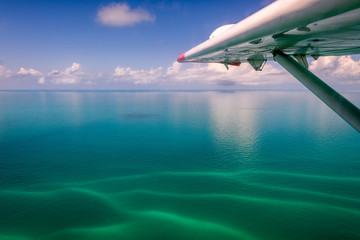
xmin=180 ymin=0 xmax=360 ymax=66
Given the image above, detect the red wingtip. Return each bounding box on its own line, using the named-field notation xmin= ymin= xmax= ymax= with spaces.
xmin=177 ymin=53 xmax=185 ymax=62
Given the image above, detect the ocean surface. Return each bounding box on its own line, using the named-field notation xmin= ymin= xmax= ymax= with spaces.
xmin=0 ymin=91 xmax=359 ymax=240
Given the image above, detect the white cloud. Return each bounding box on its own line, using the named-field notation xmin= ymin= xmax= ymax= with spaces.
xmin=0 ymin=65 xmax=12 ymax=79
xmin=38 ymin=76 xmax=45 ymax=84
xmin=114 ymin=66 xmax=163 ymax=84
xmin=48 ymin=62 xmax=83 ymax=84
xmin=15 ymin=64 xmax=83 ymax=85
xmin=97 ymin=3 xmax=155 ymax=27
xmin=309 ymin=56 xmax=338 ymax=74
xmin=110 ymin=56 xmax=360 ymax=88
xmin=334 ymin=56 xmax=360 ymax=77
xmin=166 ymin=61 xmax=181 ymax=75
xmin=113 ymin=61 xmax=290 ymax=87
xmin=17 ymin=67 xmax=44 ymax=83
xmin=17 ymin=67 xmax=42 ymax=76
xmin=1 ymin=62 xmax=91 ymax=87
xmin=310 ymin=56 xmax=360 ymax=84
xmin=2 ymin=55 xmax=360 ymax=89
xmin=65 ymin=62 xmax=81 ymax=74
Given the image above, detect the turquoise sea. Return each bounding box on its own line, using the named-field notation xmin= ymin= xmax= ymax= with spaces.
xmin=0 ymin=91 xmax=359 ymax=240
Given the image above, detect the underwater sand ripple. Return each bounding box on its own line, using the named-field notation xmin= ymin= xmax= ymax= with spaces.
xmin=0 ymin=188 xmax=126 ymax=236
xmin=2 ymin=170 xmax=359 ymax=240
xmin=46 ymin=210 xmax=252 ymax=240
xmin=35 ymin=170 xmax=359 ymax=208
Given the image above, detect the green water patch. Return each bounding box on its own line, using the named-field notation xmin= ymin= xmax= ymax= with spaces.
xmin=254 ymin=170 xmax=360 ymax=182
xmin=0 ymin=188 xmax=127 ymax=238
xmin=244 ymin=181 xmax=360 ymax=210
xmin=23 ymin=169 xmax=360 ymax=223
xmin=110 ymin=190 xmax=360 ymax=240
xmin=0 ymin=233 xmax=31 ymax=240
xmin=45 ymin=223 xmax=132 ymax=240
xmin=2 ymin=170 xmax=360 ymax=240
xmin=248 ymin=170 xmax=360 ymax=202
xmin=112 ymin=189 xmax=360 ymax=215
xmin=53 ymin=170 xmax=360 ymax=190
xmin=47 ymin=211 xmax=252 ymax=240
xmin=41 ymin=170 xmax=360 ymax=210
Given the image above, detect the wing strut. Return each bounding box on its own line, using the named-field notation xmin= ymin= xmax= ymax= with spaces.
xmin=274 ymin=51 xmax=360 ymax=132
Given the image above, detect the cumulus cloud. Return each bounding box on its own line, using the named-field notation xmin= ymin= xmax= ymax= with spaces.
xmin=110 ymin=55 xmax=360 ymax=89
xmin=310 ymin=56 xmax=360 ymax=84
xmin=17 ymin=67 xmax=45 ymax=84
xmin=334 ymin=56 xmax=360 ymax=77
xmin=168 ymin=61 xmax=288 ymax=85
xmin=11 ymin=63 xmax=84 ymax=85
xmin=114 ymin=66 xmax=163 ymax=84
xmin=2 ymin=55 xmax=360 ymax=89
xmin=0 ymin=65 xmax=12 ymax=79
xmin=38 ymin=76 xmax=46 ymax=84
xmin=97 ymin=3 xmax=155 ymax=27
xmin=18 ymin=67 xmax=42 ymax=76
xmin=48 ymin=62 xmax=83 ymax=84
xmin=113 ymin=61 xmax=290 ymax=87
xmin=65 ymin=62 xmax=81 ymax=74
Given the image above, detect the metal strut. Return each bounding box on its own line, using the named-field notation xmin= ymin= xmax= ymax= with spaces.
xmin=274 ymin=51 xmax=360 ymax=132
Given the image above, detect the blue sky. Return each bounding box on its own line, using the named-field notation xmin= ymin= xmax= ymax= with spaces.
xmin=0 ymin=0 xmax=359 ymax=90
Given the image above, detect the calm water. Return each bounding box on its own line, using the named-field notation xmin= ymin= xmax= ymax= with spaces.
xmin=0 ymin=91 xmax=359 ymax=240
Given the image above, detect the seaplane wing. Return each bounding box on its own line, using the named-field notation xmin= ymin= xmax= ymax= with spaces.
xmin=178 ymin=0 xmax=360 ymax=70
xmin=177 ymin=0 xmax=360 ymax=132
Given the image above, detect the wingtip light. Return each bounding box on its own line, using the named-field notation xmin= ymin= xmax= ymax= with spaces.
xmin=177 ymin=53 xmax=185 ymax=63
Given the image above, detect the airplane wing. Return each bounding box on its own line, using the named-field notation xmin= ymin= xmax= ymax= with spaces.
xmin=177 ymin=0 xmax=360 ymax=132
xmin=177 ymin=0 xmax=360 ymax=69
